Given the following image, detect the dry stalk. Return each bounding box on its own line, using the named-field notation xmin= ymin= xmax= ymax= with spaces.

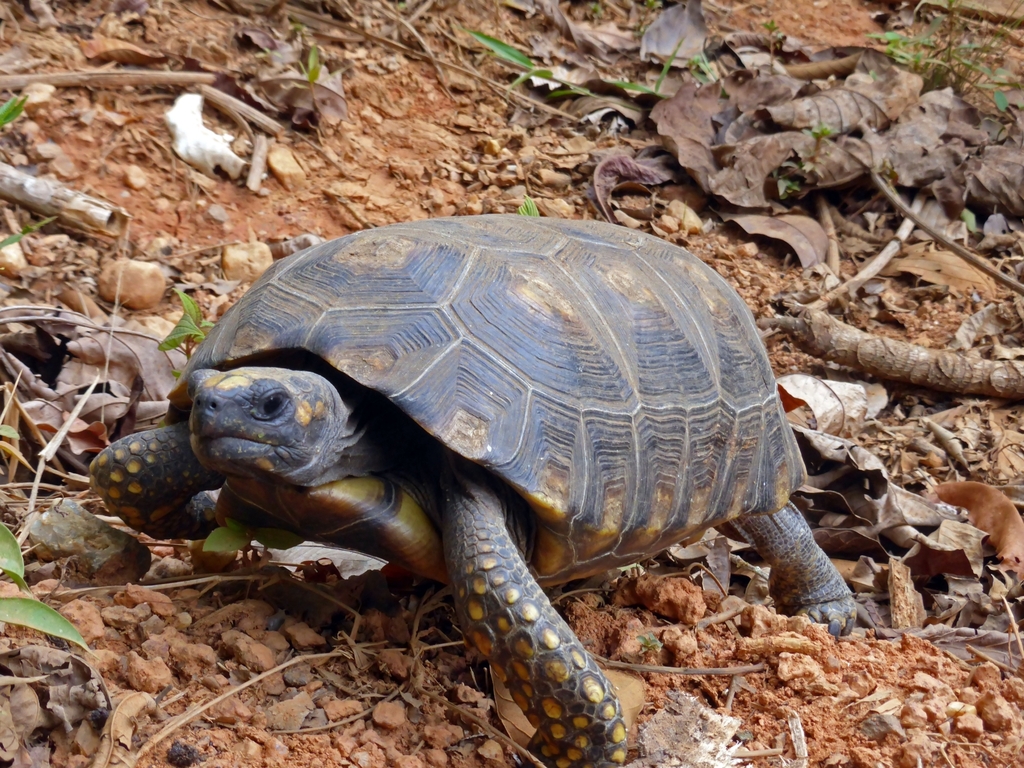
xmin=199 ymin=84 xmax=285 ymax=137
xmin=0 ymin=70 xmax=217 ymax=90
xmin=816 ymin=194 xmax=841 ymax=275
xmin=247 ymin=134 xmax=271 ymax=192
xmin=596 ymin=658 xmax=765 ymax=676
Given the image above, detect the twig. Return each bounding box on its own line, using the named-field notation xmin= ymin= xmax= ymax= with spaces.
xmin=0 ymin=70 xmax=218 ymax=90
xmin=135 ymin=649 xmax=350 ymax=762
xmin=246 ymin=134 xmax=271 ymax=192
xmin=966 ymin=645 xmax=1015 ymax=673
xmin=723 ymin=674 xmax=742 ymax=711
xmin=1002 ymin=596 xmax=1024 ymax=677
xmin=597 ymin=658 xmax=765 ymax=676
xmin=828 ymin=203 xmax=887 ymax=244
xmin=788 ymin=709 xmax=809 ymax=768
xmin=817 ymin=194 xmax=841 ymax=275
xmin=922 ymin=418 xmax=968 ymax=468
xmin=871 ymin=170 xmax=1024 ymax=297
xmin=811 ymin=189 xmax=924 ymax=308
xmin=697 ymin=604 xmax=746 ymax=630
xmin=0 ymin=162 xmax=129 ymax=238
xmin=733 ymin=747 xmax=785 ymax=758
xmin=418 ymin=687 xmax=545 ymax=768
xmin=199 ymin=84 xmax=285 ymax=138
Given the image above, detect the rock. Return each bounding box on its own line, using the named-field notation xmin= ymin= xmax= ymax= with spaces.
xmin=28 ymin=500 xmax=152 ymax=585
xmin=209 ymin=696 xmax=253 ymax=724
xmin=322 ymin=697 xmax=364 ymax=721
xmin=897 ymin=737 xmax=938 ymax=768
xmin=221 ymin=630 xmax=276 ymax=672
xmin=117 ymin=584 xmax=176 ymax=617
xmin=423 ymin=724 xmax=463 ymax=749
xmin=395 ymin=756 xmax=425 ymax=768
xmin=423 ymin=749 xmax=447 ymax=768
xmin=98 ymin=259 xmax=167 ymax=310
xmin=481 ymin=138 xmax=502 ymax=156
xmin=123 ymin=165 xmax=148 ymax=190
xmin=1002 ymin=676 xmax=1024 ymax=705
xmin=954 ymin=712 xmax=985 ymax=739
xmin=536 ymin=198 xmax=575 ymax=218
xmin=101 ymin=603 xmax=152 ymax=630
xmin=477 ymin=740 xmax=503 ymax=761
xmin=976 ymin=692 xmax=1017 ymax=731
xmin=221 ymin=242 xmax=273 ymax=283
xmin=538 ymin=169 xmax=571 ymax=189
xmin=666 ymin=200 xmax=703 ymax=234
xmin=910 ymin=672 xmax=955 ymax=703
xmin=735 ymin=242 xmax=759 ymax=258
xmin=267 ymin=145 xmax=306 ymax=190
xmin=262 ymin=672 xmax=286 ymax=696
xmin=372 ymin=701 xmax=406 ymax=731
xmin=776 ymin=653 xmax=824 ymax=682
xmin=616 ymin=574 xmax=707 ymax=624
xmin=206 ymin=204 xmax=229 ymax=223
xmin=659 ymin=215 xmax=680 ymax=234
xmin=0 ymin=240 xmax=28 ymax=278
xmin=738 ymin=604 xmax=788 ymax=638
xmin=349 ymin=743 xmax=386 ymax=768
xmin=282 ymin=621 xmax=327 ymax=650
xmin=21 ymin=83 xmax=56 ymax=115
xmin=899 ymin=699 xmax=929 ymax=729
xmin=969 ymin=662 xmax=1002 ymax=692
xmin=262 ymin=630 xmax=291 ymax=654
xmin=146 ymin=557 xmax=191 ymax=580
xmin=126 ymin=651 xmax=173 ymax=693
xmin=265 ymin=691 xmax=314 ymax=731
xmin=59 ymin=600 xmax=105 ymax=643
xmin=283 ymin=664 xmax=311 ymax=687
xmin=140 ymin=614 xmax=166 ymax=636
xmin=378 ymin=649 xmax=411 ymax=680
xmin=233 ymin=738 xmax=261 ymax=759
xmin=169 ymin=640 xmax=218 ymax=677
xmin=860 ymin=713 xmax=905 ymax=741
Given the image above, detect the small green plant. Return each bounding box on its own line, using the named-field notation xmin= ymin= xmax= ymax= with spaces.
xmin=776 ymin=174 xmax=802 ymax=200
xmin=687 ymin=52 xmax=718 ymax=85
xmin=517 ymin=196 xmax=540 ymax=217
xmin=159 ymin=289 xmax=214 ymax=358
xmin=762 ymin=20 xmax=784 ymax=67
xmin=589 ymin=1 xmax=604 ymax=19
xmin=637 ymin=632 xmax=663 ymax=653
xmin=202 ymin=517 xmax=304 ymax=553
xmin=0 ymin=523 xmax=88 ymax=649
xmin=299 ymin=43 xmax=322 ymax=85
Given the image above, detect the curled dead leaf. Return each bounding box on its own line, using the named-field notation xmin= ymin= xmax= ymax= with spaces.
xmin=723 ymin=214 xmax=828 ymax=267
xmin=933 ymin=482 xmax=1024 ymax=579
xmin=590 ymin=153 xmax=681 ymax=223
xmin=777 ymin=374 xmax=867 ymax=437
xmin=92 ymin=691 xmax=156 ymax=768
xmin=79 ymin=36 xmax=168 ymax=66
xmin=640 ymin=0 xmax=708 ymax=66
xmin=882 ymin=242 xmax=998 ymax=293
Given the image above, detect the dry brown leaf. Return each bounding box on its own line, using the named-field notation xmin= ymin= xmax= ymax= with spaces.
xmin=777 ymin=374 xmax=867 ymax=436
xmin=723 ymin=214 xmax=828 ymax=267
xmin=934 ymin=482 xmax=1024 ymax=578
xmin=650 ymin=82 xmax=725 ymax=190
xmin=882 ymin=242 xmax=998 ymax=293
xmin=260 ymin=70 xmax=348 ymax=125
xmin=92 ymin=691 xmax=156 ymax=768
xmin=961 ymin=144 xmax=1024 ymax=216
xmin=591 ymin=153 xmax=681 ymax=223
xmin=640 ymin=0 xmax=707 ymax=66
xmin=79 ymin=36 xmax=167 ymax=66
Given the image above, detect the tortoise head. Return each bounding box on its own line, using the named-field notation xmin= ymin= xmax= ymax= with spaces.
xmin=187 ymin=367 xmax=362 ymax=486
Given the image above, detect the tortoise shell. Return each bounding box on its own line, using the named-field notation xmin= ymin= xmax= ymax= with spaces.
xmin=173 ymin=215 xmax=804 ymax=583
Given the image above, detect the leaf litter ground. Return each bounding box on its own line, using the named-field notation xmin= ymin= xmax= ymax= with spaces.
xmin=1 ymin=1 xmax=1024 ymax=767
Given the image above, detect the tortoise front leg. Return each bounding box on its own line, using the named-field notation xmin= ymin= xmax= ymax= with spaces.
xmin=90 ymin=422 xmax=224 ymax=539
xmin=727 ymin=502 xmax=856 ymax=636
xmin=442 ymin=461 xmax=627 ymax=768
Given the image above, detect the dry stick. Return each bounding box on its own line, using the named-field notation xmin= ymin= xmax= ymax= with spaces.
xmin=788 ymin=710 xmax=809 ymax=768
xmin=763 ymin=310 xmax=1024 ymax=398
xmin=0 ymin=70 xmax=218 ymax=90
xmin=871 ymin=170 xmax=1024 ymax=298
xmin=0 ymin=162 xmax=129 ymax=238
xmin=246 ymin=134 xmax=271 ymax=192
xmin=199 ymin=84 xmax=285 ymax=137
xmin=966 ymin=645 xmax=1015 ymax=673
xmin=135 ymin=649 xmax=350 ymax=763
xmin=597 ymin=658 xmax=765 ymax=676
xmin=811 ymin=190 xmax=924 ymax=309
xmin=1001 ymin=596 xmax=1024 ymax=674
xmin=816 ymin=194 xmax=841 ymax=275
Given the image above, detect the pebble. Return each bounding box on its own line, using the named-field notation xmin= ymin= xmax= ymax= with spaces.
xmin=265 ymin=691 xmax=314 ymax=731
xmin=283 ymin=621 xmax=327 ymax=650
xmin=379 ymin=649 xmax=411 ymax=681
xmin=976 ymin=692 xmax=1017 ymax=731
xmin=117 ymin=584 xmax=176 ymax=617
xmin=146 ymin=556 xmax=192 ymax=580
xmin=954 ymin=712 xmax=985 ymax=739
xmin=395 ymin=756 xmax=425 ymax=768
xmin=140 ymin=615 xmax=166 ymax=637
xmin=0 ymin=241 xmax=27 ymax=278
xmin=267 ymin=145 xmax=306 ymax=190
xmin=968 ymin=662 xmax=1002 ymax=692
xmin=221 ymin=242 xmax=273 ymax=283
xmin=776 ymin=653 xmax=824 ymax=682
xmin=538 ymin=169 xmax=571 ymax=189
xmin=126 ymin=651 xmax=173 ymax=693
xmin=899 ymin=699 xmax=929 ymax=729
xmin=101 ymin=603 xmax=152 ymax=630
xmin=98 ymin=259 xmax=167 ymax=310
xmin=322 ymin=697 xmax=364 ymax=721
xmin=169 ymin=640 xmax=218 ymax=677
xmin=209 ymin=696 xmax=253 ymax=725
xmin=21 ymin=83 xmax=55 ymax=115
xmin=536 ymin=198 xmax=575 ymax=218
xmin=897 ymin=736 xmax=938 ymax=768
xmin=262 ymin=629 xmax=291 ymax=654
xmin=477 ymin=740 xmax=503 ymax=762
xmin=423 ymin=748 xmax=447 ymax=767
xmin=659 ymin=214 xmax=680 ymax=234
xmin=283 ymin=663 xmax=311 ymax=687
xmin=262 ymin=672 xmax=286 ymax=696
xmin=423 ymin=723 xmax=463 ymax=749
xmin=207 ymin=203 xmax=230 ymax=223
xmin=233 ymin=738 xmax=261 ymax=759
xmin=371 ymin=701 xmax=406 ymax=731
xmin=860 ymin=713 xmax=905 ymax=741
xmin=221 ymin=630 xmax=276 ymax=672
xmin=59 ymin=600 xmax=105 ymax=643
xmin=123 ymin=165 xmax=148 ymax=190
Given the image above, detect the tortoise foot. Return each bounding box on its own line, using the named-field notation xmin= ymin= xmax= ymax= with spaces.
xmin=790 ymin=594 xmax=857 ymax=638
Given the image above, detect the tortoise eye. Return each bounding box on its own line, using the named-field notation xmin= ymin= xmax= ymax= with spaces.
xmin=254 ymin=392 xmax=286 ymax=420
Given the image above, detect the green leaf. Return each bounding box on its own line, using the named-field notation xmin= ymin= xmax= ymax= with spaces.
xmin=517 ymin=196 xmax=540 ymax=217
xmin=157 ymin=313 xmax=205 ymax=352
xmin=960 ymin=208 xmax=978 ymax=233
xmin=224 ymin=517 xmax=248 ymax=533
xmin=0 ymin=96 xmax=27 ymax=128
xmin=254 ymin=527 xmax=305 ymax=549
xmin=0 ymin=597 xmax=88 ymax=649
xmin=0 ymin=524 xmax=24 ymax=582
xmin=995 ymin=90 xmax=1010 ymax=112
xmin=0 ymin=216 xmax=57 ymax=250
xmin=202 ymin=526 xmax=251 ymax=552
xmin=0 ymin=425 xmax=19 ymax=440
xmin=462 ymin=29 xmax=535 ymax=69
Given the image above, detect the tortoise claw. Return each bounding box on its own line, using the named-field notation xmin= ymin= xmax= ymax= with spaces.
xmin=798 ymin=595 xmax=857 ymax=637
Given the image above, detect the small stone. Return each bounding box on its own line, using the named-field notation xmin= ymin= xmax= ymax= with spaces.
xmin=349 ymin=743 xmax=386 ymax=768
xmin=976 ymin=692 xmax=1016 ymax=731
xmin=535 ymin=198 xmax=575 ymax=218
xmin=283 ymin=621 xmax=327 ymax=650
xmin=0 ymin=241 xmax=28 ymax=278
xmin=860 ymin=713 xmax=905 ymax=742
xmin=776 ymin=653 xmax=824 ymax=682
xmin=262 ymin=671 xmax=286 ymax=696
xmin=267 ymin=145 xmax=306 ymax=190
xmin=322 ymin=697 xmax=364 ymax=721
xmin=209 ymin=696 xmax=253 ymax=724
xmin=899 ymin=699 xmax=929 ymax=729
xmin=372 ymin=701 xmax=406 ymax=731
xmin=147 ymin=557 xmax=192 ymax=580
xmin=538 ymin=169 xmax=571 ymax=189
xmin=221 ymin=242 xmax=273 ymax=283
xmin=378 ymin=649 xmax=411 ymax=681
xmin=424 ymin=724 xmax=463 ymax=749
xmin=283 ymin=664 xmax=311 ymax=687
xmin=661 ymin=626 xmax=698 ymax=663
xmin=659 ymin=215 xmax=680 ymax=234
xmin=265 ymin=691 xmax=314 ymax=731
xmin=395 ymin=756 xmax=425 ymax=768
xmin=124 ymin=165 xmax=148 ymax=190
xmin=666 ymin=200 xmax=703 ymax=234
xmin=59 ymin=600 xmax=105 ymax=643
xmin=955 ymin=712 xmax=985 ymax=739
xmin=140 ymin=615 xmax=166 ymax=636
xmin=910 ymin=672 xmax=955 ymax=702
xmin=969 ymin=662 xmax=1002 ymax=692
xmin=735 ymin=242 xmax=759 ymax=258
xmin=233 ymin=739 xmax=262 ymax=759
xmin=98 ymin=259 xmax=167 ymax=310
xmin=262 ymin=630 xmax=291 ymax=654
xmin=51 ymin=155 xmax=78 ymax=178
xmin=423 ymin=749 xmax=447 ymax=768
xmin=477 ymin=740 xmax=504 ymax=761
xmin=21 ymin=83 xmax=56 ymax=115
xmin=481 ymin=138 xmax=502 ymax=156
xmin=126 ymin=651 xmax=173 ymax=693
xmin=169 ymin=640 xmax=218 ymax=677
xmin=207 ymin=204 xmax=229 ymax=223
xmin=101 ymin=603 xmax=151 ymax=630
xmin=898 ymin=737 xmax=938 ymax=768
xmin=221 ymin=630 xmax=276 ymax=672
xmin=117 ymin=584 xmax=176 ymax=617
xmin=1002 ymin=676 xmax=1024 ymax=705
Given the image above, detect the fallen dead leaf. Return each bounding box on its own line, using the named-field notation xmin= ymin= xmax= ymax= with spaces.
xmin=723 ymin=213 xmax=828 ymax=267
xmin=79 ymin=35 xmax=168 ymax=66
xmin=882 ymin=242 xmax=998 ymax=293
xmin=934 ymin=482 xmax=1024 ymax=578
xmin=640 ymin=0 xmax=708 ymax=66
xmin=591 ymin=153 xmax=681 ymax=223
xmin=92 ymin=691 xmax=156 ymax=768
xmin=778 ymin=373 xmax=868 ymax=437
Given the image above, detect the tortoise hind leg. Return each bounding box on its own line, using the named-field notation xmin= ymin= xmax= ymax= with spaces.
xmin=726 ymin=503 xmax=856 ymax=636
xmin=90 ymin=422 xmax=224 ymax=539
xmin=442 ymin=461 xmax=627 ymax=768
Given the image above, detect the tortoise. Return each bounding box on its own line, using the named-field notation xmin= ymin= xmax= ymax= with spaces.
xmin=91 ymin=215 xmax=855 ymax=768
